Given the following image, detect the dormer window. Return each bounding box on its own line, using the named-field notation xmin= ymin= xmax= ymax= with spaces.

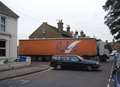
xmin=0 ymin=16 xmax=6 ymax=32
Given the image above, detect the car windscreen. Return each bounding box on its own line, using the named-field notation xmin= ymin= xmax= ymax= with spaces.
xmin=69 ymin=56 xmax=80 ymax=62
xmin=77 ymin=56 xmax=84 ymax=61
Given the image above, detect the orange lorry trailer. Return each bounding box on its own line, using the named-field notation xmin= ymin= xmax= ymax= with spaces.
xmin=19 ymin=38 xmax=97 ymax=58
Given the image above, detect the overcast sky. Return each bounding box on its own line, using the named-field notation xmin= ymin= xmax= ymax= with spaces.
xmin=1 ymin=0 xmax=113 ymax=41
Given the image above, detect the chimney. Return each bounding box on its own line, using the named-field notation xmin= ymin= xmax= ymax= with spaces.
xmin=80 ymin=30 xmax=86 ymax=37
xmin=74 ymin=31 xmax=79 ymax=38
xmin=57 ymin=20 xmax=63 ymax=31
xmin=66 ymin=25 xmax=70 ymax=32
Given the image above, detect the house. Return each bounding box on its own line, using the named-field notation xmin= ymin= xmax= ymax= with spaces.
xmin=0 ymin=1 xmax=19 ymax=59
xmin=29 ymin=20 xmax=72 ymax=39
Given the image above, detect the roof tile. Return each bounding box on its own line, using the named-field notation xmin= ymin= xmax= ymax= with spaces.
xmin=0 ymin=1 xmax=19 ymax=18
xmin=29 ymin=22 xmax=72 ymax=38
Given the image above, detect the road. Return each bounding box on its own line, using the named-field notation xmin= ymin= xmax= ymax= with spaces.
xmin=0 ymin=62 xmax=112 ymax=87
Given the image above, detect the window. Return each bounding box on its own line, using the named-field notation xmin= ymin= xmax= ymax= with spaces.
xmin=62 ymin=56 xmax=70 ymax=61
xmin=0 ymin=49 xmax=6 ymax=56
xmin=0 ymin=16 xmax=6 ymax=32
xmin=69 ymin=56 xmax=79 ymax=62
xmin=0 ymin=41 xmax=5 ymax=47
xmin=0 ymin=41 xmax=6 ymax=56
xmin=52 ymin=56 xmax=61 ymax=61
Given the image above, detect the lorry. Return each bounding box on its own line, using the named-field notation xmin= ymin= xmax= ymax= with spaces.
xmin=19 ymin=38 xmax=110 ymax=62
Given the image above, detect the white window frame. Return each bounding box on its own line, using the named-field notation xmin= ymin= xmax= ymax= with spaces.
xmin=0 ymin=16 xmax=6 ymax=32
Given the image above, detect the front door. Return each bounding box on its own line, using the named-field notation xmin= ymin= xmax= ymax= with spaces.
xmin=68 ymin=56 xmax=80 ymax=69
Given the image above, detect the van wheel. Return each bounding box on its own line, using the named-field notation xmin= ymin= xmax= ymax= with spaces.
xmin=56 ymin=65 xmax=62 ymax=70
xmin=87 ymin=66 xmax=92 ymax=71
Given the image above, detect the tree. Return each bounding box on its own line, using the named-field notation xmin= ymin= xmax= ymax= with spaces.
xmin=103 ymin=0 xmax=120 ymax=40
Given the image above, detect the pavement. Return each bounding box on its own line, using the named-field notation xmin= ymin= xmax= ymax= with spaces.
xmin=0 ymin=62 xmax=50 ymax=80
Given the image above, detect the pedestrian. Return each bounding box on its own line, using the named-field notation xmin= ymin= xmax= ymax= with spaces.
xmin=110 ymin=50 xmax=119 ymax=68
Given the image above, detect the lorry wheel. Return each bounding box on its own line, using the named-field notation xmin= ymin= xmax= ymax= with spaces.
xmin=56 ymin=65 xmax=62 ymax=70
xmin=87 ymin=66 xmax=92 ymax=71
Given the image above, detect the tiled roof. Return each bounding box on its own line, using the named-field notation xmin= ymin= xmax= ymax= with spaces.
xmin=0 ymin=1 xmax=19 ymax=18
xmin=29 ymin=22 xmax=72 ymax=39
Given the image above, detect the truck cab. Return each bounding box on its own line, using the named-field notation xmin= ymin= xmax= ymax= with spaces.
xmin=97 ymin=40 xmax=110 ymax=62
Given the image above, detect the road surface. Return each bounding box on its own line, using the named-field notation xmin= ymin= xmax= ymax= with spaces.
xmin=0 ymin=62 xmax=112 ymax=87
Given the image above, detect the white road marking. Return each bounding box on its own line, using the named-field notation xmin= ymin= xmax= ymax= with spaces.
xmin=109 ymin=79 xmax=111 ymax=82
xmin=107 ymin=62 xmax=114 ymax=87
xmin=20 ymin=79 xmax=30 ymax=84
xmin=107 ymin=84 xmax=110 ymax=87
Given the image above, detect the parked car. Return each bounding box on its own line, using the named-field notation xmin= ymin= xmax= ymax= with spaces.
xmin=50 ymin=55 xmax=101 ymax=71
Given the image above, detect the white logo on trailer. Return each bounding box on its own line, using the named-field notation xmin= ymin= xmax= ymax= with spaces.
xmin=65 ymin=40 xmax=80 ymax=53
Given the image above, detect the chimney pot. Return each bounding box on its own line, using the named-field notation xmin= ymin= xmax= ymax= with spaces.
xmin=66 ymin=25 xmax=70 ymax=32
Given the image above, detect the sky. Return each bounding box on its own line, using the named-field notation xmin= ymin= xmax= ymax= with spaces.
xmin=1 ymin=0 xmax=113 ymax=42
